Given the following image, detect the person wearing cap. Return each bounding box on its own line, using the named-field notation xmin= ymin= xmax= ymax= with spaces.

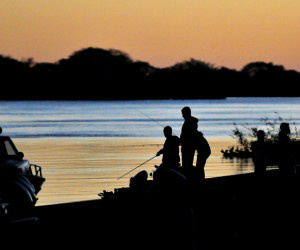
xmin=180 ymin=107 xmax=198 ymax=168
xmin=156 ymin=126 xmax=181 ymax=169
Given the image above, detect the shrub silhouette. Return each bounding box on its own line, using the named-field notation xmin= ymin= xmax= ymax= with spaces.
xmin=0 ymin=48 xmax=299 ymax=100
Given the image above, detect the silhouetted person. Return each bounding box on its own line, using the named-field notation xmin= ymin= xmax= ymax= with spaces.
xmin=195 ymin=130 xmax=211 ymax=179
xmin=156 ymin=126 xmax=180 ymax=169
xmin=129 ymin=170 xmax=148 ymax=193
xmin=277 ymin=122 xmax=294 ymax=176
xmin=180 ymin=107 xmax=198 ymax=168
xmin=251 ymin=130 xmax=267 ymax=175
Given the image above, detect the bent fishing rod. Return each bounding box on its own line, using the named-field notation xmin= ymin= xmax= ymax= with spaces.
xmin=117 ymin=111 xmax=165 ymax=180
xmin=117 ymin=155 xmax=157 ymax=180
xmin=118 ymin=110 xmax=180 ymax=180
xmin=137 ymin=110 xmax=165 ymax=128
xmin=137 ymin=110 xmax=178 ymax=136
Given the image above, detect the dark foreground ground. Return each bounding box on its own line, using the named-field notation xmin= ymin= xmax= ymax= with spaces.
xmin=2 ymin=169 xmax=300 ymax=250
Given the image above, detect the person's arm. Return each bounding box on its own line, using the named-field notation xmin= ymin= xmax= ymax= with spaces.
xmin=156 ymin=148 xmax=164 ymax=156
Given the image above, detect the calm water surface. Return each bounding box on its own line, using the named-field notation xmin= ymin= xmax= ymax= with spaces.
xmin=1 ymin=97 xmax=299 ymax=138
xmin=1 ymin=98 xmax=299 ymax=204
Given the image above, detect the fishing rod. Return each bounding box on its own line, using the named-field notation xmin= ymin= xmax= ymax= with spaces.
xmin=117 ymin=155 xmax=157 ymax=180
xmin=137 ymin=110 xmax=165 ymax=128
xmin=137 ymin=110 xmax=178 ymax=136
xmin=118 ymin=110 xmax=177 ymax=181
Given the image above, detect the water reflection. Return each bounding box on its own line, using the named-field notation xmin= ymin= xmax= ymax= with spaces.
xmin=221 ymin=156 xmax=254 ymax=172
xmin=223 ymin=156 xmax=253 ymax=168
xmin=14 ymin=137 xmax=267 ymax=205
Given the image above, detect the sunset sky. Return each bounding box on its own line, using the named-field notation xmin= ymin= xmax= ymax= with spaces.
xmin=1 ymin=0 xmax=299 ymax=70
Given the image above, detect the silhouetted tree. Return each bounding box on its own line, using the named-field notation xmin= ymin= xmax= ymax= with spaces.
xmin=0 ymin=48 xmax=299 ymax=100
xmin=241 ymin=62 xmax=300 ymax=96
xmin=56 ymin=47 xmax=151 ymax=99
xmin=0 ymin=55 xmax=32 ymax=99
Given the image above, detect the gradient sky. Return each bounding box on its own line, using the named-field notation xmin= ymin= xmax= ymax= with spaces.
xmin=1 ymin=0 xmax=299 ymax=70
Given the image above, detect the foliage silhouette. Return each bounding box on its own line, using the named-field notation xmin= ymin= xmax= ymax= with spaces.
xmin=222 ymin=114 xmax=300 ymax=164
xmin=1 ymin=48 xmax=300 ymax=100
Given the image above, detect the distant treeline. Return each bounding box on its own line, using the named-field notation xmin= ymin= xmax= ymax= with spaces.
xmin=1 ymin=47 xmax=299 ymax=100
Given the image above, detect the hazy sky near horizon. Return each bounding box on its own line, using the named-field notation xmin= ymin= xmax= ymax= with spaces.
xmin=1 ymin=0 xmax=299 ymax=70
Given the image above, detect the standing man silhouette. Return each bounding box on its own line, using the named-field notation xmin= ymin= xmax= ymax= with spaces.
xmin=251 ymin=130 xmax=267 ymax=176
xmin=180 ymin=107 xmax=198 ymax=168
xmin=277 ymin=122 xmax=294 ymax=176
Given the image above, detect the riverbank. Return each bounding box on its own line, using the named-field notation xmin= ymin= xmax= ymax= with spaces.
xmin=14 ymin=137 xmax=248 ymax=205
xmin=6 ymin=169 xmax=300 ymax=250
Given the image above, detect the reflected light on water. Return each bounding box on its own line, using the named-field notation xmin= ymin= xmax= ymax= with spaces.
xmin=13 ymin=137 xmax=258 ymax=206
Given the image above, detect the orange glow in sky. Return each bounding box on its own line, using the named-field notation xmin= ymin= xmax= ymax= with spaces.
xmin=0 ymin=0 xmax=299 ymax=70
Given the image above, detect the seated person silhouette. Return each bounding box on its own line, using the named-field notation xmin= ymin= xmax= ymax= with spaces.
xmin=251 ymin=130 xmax=267 ymax=175
xmin=154 ymin=126 xmax=187 ymax=194
xmin=156 ymin=126 xmax=181 ymax=169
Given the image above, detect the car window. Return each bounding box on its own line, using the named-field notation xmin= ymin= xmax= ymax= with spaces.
xmin=4 ymin=140 xmax=17 ymax=156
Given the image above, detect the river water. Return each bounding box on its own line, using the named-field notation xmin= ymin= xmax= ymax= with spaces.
xmin=0 ymin=98 xmax=299 ymax=204
xmin=1 ymin=97 xmax=299 ymax=138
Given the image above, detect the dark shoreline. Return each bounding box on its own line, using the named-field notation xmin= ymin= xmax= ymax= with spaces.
xmin=0 ymin=97 xmax=227 ymax=101
xmin=2 ymin=47 xmax=300 ymax=100
xmin=4 ymin=169 xmax=300 ymax=249
xmin=2 ymin=96 xmax=300 ymax=101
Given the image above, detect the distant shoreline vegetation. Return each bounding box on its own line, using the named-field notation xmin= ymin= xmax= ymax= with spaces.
xmin=222 ymin=115 xmax=300 ymax=164
xmin=1 ymin=47 xmax=300 ymax=100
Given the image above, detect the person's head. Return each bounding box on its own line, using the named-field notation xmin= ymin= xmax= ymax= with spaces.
xmin=163 ymin=126 xmax=172 ymax=138
xmin=181 ymin=107 xmax=191 ymax=119
xmin=256 ymin=130 xmax=265 ymax=141
xmin=280 ymin=122 xmax=290 ymax=135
